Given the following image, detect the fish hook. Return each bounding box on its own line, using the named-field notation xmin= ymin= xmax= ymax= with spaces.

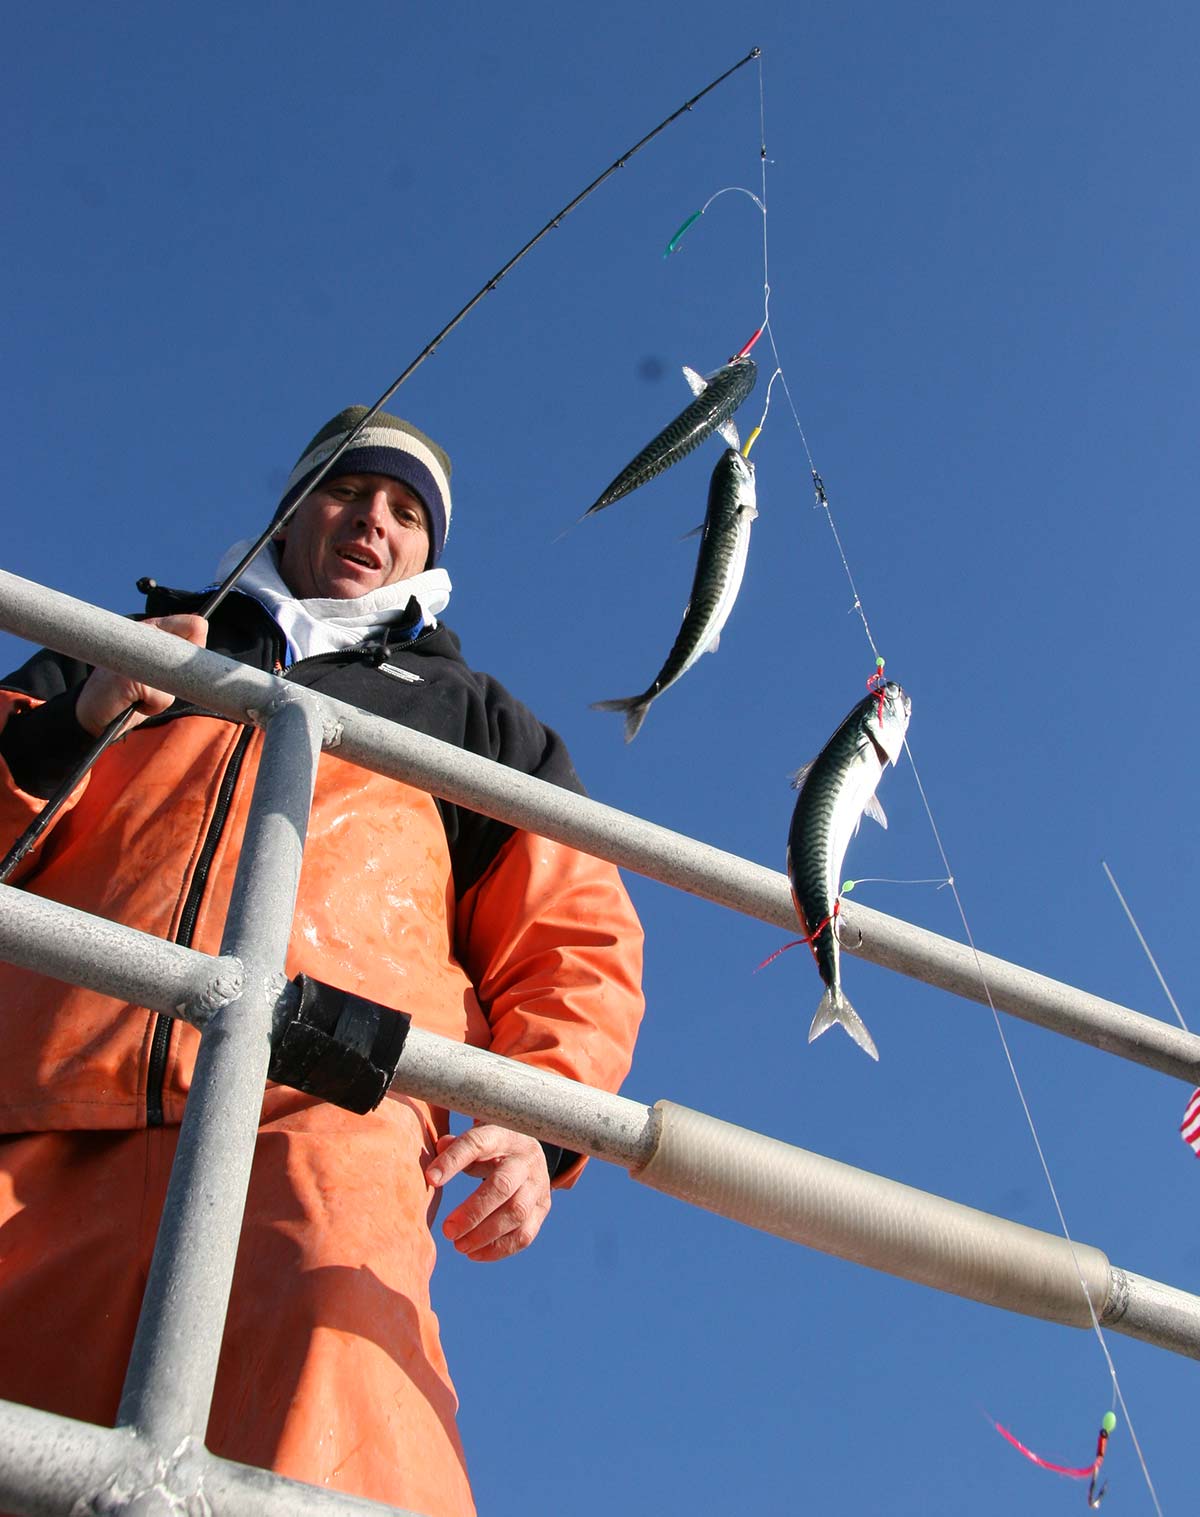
xmin=755 ymin=900 xmax=839 ymax=972
xmin=989 ymin=1411 xmax=1115 ymax=1507
xmin=1086 ymin=1415 xmax=1115 ymax=1507
xmin=805 ymin=899 xmax=840 ymax=948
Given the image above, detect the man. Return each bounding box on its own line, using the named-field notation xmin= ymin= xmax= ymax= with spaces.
xmin=0 ymin=407 xmax=645 ymax=1517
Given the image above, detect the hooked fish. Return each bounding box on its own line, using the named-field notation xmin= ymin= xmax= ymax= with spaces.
xmin=584 ymin=355 xmax=757 ymax=516
xmin=785 ymin=682 xmax=911 ymax=1060
xmin=592 ymin=447 xmax=757 ymax=741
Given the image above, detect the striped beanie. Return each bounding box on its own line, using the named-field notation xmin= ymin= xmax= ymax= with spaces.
xmin=276 ymin=406 xmax=453 ymax=565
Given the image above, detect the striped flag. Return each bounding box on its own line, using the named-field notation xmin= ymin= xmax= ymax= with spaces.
xmin=1182 ymin=1088 xmax=1200 ymax=1157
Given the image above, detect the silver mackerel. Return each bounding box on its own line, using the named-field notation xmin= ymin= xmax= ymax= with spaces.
xmin=593 ymin=447 xmax=757 ymax=741
xmin=785 ymin=682 xmax=911 ymax=1059
xmin=584 ymin=357 xmax=757 ymax=516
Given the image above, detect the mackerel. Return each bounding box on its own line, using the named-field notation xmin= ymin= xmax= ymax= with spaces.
xmin=786 ymin=682 xmax=911 ymax=1060
xmin=592 ymin=448 xmax=757 ymax=741
xmin=584 ymin=356 xmax=757 ymax=516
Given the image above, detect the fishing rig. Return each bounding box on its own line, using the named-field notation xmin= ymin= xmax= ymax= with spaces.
xmin=1 ymin=566 xmax=1197 ymax=1517
xmin=614 ymin=54 xmax=1186 ymax=1508
xmin=0 ymin=44 xmax=1193 ymax=1517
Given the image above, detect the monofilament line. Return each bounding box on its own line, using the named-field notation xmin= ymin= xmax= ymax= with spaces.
xmin=750 ymin=57 xmax=880 ymax=661
xmin=749 ymin=54 xmax=1163 ymax=1513
xmin=903 ymin=743 xmax=1163 ymax=1513
xmin=1102 ymin=860 xmax=1190 ymax=1034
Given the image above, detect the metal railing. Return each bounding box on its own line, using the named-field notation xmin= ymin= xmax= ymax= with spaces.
xmin=0 ymin=567 xmax=1198 ymax=1517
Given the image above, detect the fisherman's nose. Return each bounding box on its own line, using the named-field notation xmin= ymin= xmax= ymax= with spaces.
xmin=357 ymin=490 xmax=392 ymax=533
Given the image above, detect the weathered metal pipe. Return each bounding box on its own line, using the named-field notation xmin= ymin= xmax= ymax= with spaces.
xmin=0 ymin=1397 xmax=422 ymax=1516
xmin=388 ymin=1033 xmax=1200 ymax=1360
xmin=116 ymin=694 xmax=325 ymax=1447
xmin=0 ymin=569 xmax=1195 ymax=1084
xmin=0 ymin=882 xmax=241 ymax=1024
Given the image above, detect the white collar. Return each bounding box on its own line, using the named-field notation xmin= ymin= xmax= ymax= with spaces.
xmin=214 ymin=540 xmax=452 ymax=665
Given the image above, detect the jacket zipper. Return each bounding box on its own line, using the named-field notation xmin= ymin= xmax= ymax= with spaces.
xmin=143 ymin=620 xmax=433 ymax=1124
xmin=145 ymin=724 xmax=254 ymax=1125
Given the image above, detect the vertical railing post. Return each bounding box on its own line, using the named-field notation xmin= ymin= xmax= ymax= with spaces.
xmin=115 ymin=693 xmax=324 ymax=1450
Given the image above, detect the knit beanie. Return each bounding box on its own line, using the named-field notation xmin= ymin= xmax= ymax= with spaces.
xmin=276 ymin=406 xmax=453 ymax=564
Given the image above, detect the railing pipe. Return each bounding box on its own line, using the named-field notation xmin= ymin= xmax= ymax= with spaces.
xmin=636 ymin=1099 xmax=1111 ymax=1327
xmin=388 ymin=1027 xmax=1200 ymax=1360
xmin=394 ymin=1027 xmax=662 ymax=1168
xmin=0 ymin=910 xmax=1188 ymax=1365
xmin=0 ymin=1398 xmax=422 ymax=1516
xmin=1 ymin=571 xmax=1197 ymax=1085
xmin=0 ymin=1400 xmax=142 ymax=1517
xmin=1101 ymin=1268 xmax=1200 ymax=1362
xmin=116 ymin=692 xmax=324 ymax=1447
xmin=0 ymin=882 xmax=242 ymax=1024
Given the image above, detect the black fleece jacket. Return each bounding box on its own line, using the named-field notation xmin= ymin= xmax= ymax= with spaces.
xmin=0 ymin=581 xmax=587 ymax=899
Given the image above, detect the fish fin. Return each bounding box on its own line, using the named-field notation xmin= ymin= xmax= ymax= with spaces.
xmin=682 ymin=365 xmax=707 ymax=398
xmin=622 ymin=704 xmax=651 ymax=742
xmin=790 ymin=759 xmax=815 ymax=791
xmin=808 ymin=987 xmax=880 ymax=1061
xmin=704 ymin=631 xmax=720 ymax=654
xmin=591 ymin=696 xmax=651 ymax=743
xmin=678 ymin=522 xmax=705 ymax=541
xmin=717 ymin=417 xmax=741 ymax=449
xmin=863 ymin=791 xmax=888 ymax=829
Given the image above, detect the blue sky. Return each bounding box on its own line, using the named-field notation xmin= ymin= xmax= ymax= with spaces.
xmin=2 ymin=4 xmax=1196 ymax=1513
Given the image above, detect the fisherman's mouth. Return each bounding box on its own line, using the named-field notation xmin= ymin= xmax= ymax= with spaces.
xmin=336 ymin=547 xmax=383 ymax=571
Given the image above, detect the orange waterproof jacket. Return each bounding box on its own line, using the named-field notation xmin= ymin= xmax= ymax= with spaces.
xmin=0 ymin=584 xmax=644 ymax=1140
xmin=0 ymin=585 xmax=644 ymax=1515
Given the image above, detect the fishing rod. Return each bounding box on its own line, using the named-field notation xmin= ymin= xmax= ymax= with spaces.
xmin=0 ymin=45 xmax=761 ymax=885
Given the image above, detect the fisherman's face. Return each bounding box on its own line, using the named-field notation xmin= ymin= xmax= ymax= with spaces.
xmin=275 ymin=474 xmax=432 ymax=600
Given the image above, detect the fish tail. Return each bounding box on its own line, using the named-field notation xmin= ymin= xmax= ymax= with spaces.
xmin=808 ymin=986 xmax=880 ymax=1061
xmin=590 ymin=696 xmax=651 ymax=743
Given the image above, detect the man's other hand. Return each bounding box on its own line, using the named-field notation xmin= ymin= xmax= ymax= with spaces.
xmin=425 ymin=1124 xmax=552 ymax=1262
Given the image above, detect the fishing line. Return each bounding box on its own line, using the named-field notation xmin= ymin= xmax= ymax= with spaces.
xmin=1101 ymin=860 xmax=1190 ymax=1034
xmin=663 ymin=186 xmax=767 ymax=257
xmin=749 ymin=324 xmax=886 ymax=662
xmin=742 ymin=367 xmax=782 ymax=459
xmin=742 ymin=50 xmax=1165 ymax=1513
xmin=1102 ymin=860 xmax=1200 ymax=1169
xmin=0 ymin=45 xmax=763 ymax=887
xmin=662 ymin=62 xmax=774 ymax=414
xmin=748 ymin=61 xmax=893 ymax=665
xmin=901 ymin=744 xmax=1162 ymax=1511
